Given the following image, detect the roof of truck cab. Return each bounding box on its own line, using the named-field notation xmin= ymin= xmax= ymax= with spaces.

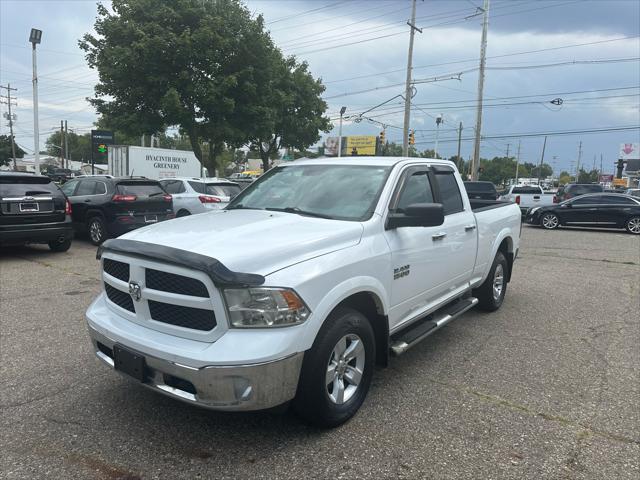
xmin=285 ymin=156 xmax=457 ymax=168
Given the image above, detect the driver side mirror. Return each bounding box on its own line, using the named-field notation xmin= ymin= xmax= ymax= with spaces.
xmin=386 ymin=203 xmax=445 ymax=229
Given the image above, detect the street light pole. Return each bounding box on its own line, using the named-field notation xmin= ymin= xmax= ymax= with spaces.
xmin=434 ymin=114 xmax=443 ymax=158
xmin=338 ymin=106 xmax=346 ymax=157
xmin=30 ymin=28 xmax=42 ymax=175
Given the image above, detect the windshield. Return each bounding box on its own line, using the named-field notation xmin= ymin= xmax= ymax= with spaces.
xmin=227 ymin=164 xmax=392 ymax=221
xmin=115 ymin=182 xmax=164 ymax=196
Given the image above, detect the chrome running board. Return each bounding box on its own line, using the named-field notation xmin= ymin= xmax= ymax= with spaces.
xmin=390 ymin=297 xmax=478 ymax=356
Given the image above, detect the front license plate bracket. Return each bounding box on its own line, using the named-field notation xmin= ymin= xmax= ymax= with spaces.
xmin=113 ymin=345 xmax=146 ymax=382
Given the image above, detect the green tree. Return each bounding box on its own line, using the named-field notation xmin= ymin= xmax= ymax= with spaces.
xmin=249 ymin=58 xmax=331 ymax=172
xmin=45 ymin=131 xmax=92 ymax=162
xmin=379 ymin=142 xmax=419 ymax=157
xmin=577 ymin=168 xmax=599 ymax=183
xmin=80 ymin=0 xmax=281 ymax=174
xmin=530 ymin=162 xmax=553 ymax=179
xmin=0 ymin=135 xmax=25 ymax=167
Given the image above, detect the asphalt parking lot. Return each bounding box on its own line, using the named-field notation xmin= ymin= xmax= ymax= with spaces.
xmin=1 ymin=226 xmax=639 ymax=479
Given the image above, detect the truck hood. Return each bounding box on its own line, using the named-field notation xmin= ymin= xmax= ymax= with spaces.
xmin=121 ymin=209 xmax=364 ymax=276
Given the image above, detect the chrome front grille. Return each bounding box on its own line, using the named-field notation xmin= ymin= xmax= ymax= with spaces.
xmin=101 ymin=255 xmax=224 ymax=340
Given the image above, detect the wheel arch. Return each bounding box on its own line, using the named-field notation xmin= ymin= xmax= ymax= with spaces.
xmin=304 ymin=279 xmax=390 ymax=368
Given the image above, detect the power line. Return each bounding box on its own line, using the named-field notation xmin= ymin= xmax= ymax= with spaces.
xmin=265 ymin=1 xmax=343 ymax=25
xmin=323 ymin=34 xmax=640 ymax=85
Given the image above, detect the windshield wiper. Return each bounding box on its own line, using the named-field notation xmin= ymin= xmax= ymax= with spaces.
xmin=266 ymin=207 xmax=334 ymax=219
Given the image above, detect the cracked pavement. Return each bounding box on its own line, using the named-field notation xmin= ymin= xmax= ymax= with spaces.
xmin=1 ymin=225 xmax=639 ymax=479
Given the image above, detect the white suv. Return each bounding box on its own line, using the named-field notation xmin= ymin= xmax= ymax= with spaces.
xmin=159 ymin=177 xmax=241 ymax=216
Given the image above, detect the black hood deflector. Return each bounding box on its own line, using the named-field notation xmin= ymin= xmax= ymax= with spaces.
xmin=97 ymin=238 xmax=265 ymax=288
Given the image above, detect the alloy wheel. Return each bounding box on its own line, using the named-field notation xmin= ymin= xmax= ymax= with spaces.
xmin=542 ymin=214 xmax=559 ymax=229
xmin=492 ymin=263 xmax=504 ymax=301
xmin=90 ymin=220 xmax=103 ymax=243
xmin=628 ymin=217 xmax=640 ymax=234
xmin=325 ymin=334 xmax=365 ymax=405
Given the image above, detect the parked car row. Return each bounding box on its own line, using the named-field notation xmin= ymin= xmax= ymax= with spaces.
xmin=0 ymin=173 xmax=244 ymax=250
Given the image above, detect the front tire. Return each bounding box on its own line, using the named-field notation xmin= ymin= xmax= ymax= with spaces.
xmin=87 ymin=216 xmax=108 ymax=245
xmin=540 ymin=212 xmax=559 ymax=230
xmin=626 ymin=216 xmax=640 ymax=235
xmin=473 ymin=251 xmax=508 ymax=312
xmin=48 ymin=237 xmax=72 ymax=252
xmin=293 ymin=307 xmax=375 ymax=428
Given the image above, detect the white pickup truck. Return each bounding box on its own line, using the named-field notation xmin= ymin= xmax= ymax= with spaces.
xmin=500 ymin=184 xmax=554 ymax=214
xmin=86 ymin=157 xmax=521 ymax=427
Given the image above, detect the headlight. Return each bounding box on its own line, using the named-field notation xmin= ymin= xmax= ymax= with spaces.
xmin=223 ymin=287 xmax=310 ymax=328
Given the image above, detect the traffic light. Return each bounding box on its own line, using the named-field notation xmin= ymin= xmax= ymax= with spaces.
xmin=409 ymin=130 xmax=415 ymax=145
xmin=379 ymin=130 xmax=385 ymax=143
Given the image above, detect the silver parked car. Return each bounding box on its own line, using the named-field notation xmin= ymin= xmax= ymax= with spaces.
xmin=159 ymin=177 xmax=241 ymax=216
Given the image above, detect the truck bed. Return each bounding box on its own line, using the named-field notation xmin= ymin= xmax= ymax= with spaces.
xmin=469 ymin=199 xmax=515 ymax=212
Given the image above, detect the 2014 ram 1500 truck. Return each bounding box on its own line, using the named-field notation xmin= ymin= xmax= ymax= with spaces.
xmin=86 ymin=157 xmax=521 ymax=427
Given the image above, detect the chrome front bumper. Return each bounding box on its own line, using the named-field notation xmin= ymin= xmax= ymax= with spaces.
xmin=88 ymin=325 xmax=304 ymax=411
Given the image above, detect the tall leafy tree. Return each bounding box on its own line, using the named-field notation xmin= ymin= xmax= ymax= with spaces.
xmin=45 ymin=131 xmax=91 ymax=162
xmin=249 ymin=57 xmax=331 ymax=172
xmin=80 ymin=0 xmax=280 ymax=173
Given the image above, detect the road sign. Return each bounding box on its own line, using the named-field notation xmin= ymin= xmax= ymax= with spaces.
xmin=91 ymin=130 xmax=114 ymax=174
xmin=612 ymin=178 xmax=627 ymax=187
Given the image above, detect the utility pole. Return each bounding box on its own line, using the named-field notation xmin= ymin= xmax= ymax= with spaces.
xmin=515 ymin=140 xmax=521 ymax=185
xmin=60 ymin=120 xmax=65 ymax=167
xmin=471 ymin=0 xmax=490 ymax=180
xmin=402 ymin=0 xmax=421 ymax=157
xmin=600 ymin=153 xmax=603 ymax=174
xmin=456 ymin=121 xmax=463 ymax=170
xmin=338 ymin=106 xmax=346 ymax=157
xmin=537 ymin=135 xmax=547 ymax=185
xmin=64 ymin=120 xmax=69 ymax=169
xmin=1 ymin=84 xmax=18 ymax=171
xmin=576 ymin=141 xmax=582 ymax=179
xmin=505 ymin=143 xmax=510 ymax=158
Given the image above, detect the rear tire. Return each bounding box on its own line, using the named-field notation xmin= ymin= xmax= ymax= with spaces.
xmin=293 ymin=307 xmax=375 ymax=428
xmin=540 ymin=212 xmax=559 ymax=230
xmin=625 ymin=216 xmax=640 ymax=235
xmin=87 ymin=216 xmax=108 ymax=246
xmin=473 ymin=251 xmax=508 ymax=312
xmin=48 ymin=238 xmax=72 ymax=252
xmin=177 ymin=209 xmax=191 ymax=217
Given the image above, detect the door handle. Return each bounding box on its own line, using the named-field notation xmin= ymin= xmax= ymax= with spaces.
xmin=464 ymin=224 xmax=476 ymax=231
xmin=432 ymin=232 xmax=447 ymax=240
xmin=84 ymin=199 xmax=91 ymax=203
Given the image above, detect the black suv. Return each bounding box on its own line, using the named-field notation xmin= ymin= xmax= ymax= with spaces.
xmin=0 ymin=172 xmax=73 ymax=251
xmin=60 ymin=176 xmax=174 ymax=245
xmin=554 ymin=183 xmax=603 ymax=203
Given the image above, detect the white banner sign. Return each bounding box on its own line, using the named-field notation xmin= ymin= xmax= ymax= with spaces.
xmin=619 ymin=143 xmax=639 ymax=160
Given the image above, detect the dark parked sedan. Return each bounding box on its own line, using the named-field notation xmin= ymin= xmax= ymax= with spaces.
xmin=526 ymin=193 xmax=640 ymax=234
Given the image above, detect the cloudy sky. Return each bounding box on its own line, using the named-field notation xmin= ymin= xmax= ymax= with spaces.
xmin=1 ymin=0 xmax=639 ymax=174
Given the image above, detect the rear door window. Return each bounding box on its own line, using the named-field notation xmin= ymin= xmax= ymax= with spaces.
xmin=434 ymin=172 xmax=464 ymax=215
xmin=116 ymin=182 xmax=164 ymax=196
xmin=60 ymin=179 xmax=79 ymax=196
xmin=76 ymin=180 xmax=97 ymax=196
xmin=188 ymin=181 xmax=206 ymax=194
xmin=0 ymin=176 xmax=61 ymax=197
xmin=600 ymin=195 xmax=638 ymax=205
